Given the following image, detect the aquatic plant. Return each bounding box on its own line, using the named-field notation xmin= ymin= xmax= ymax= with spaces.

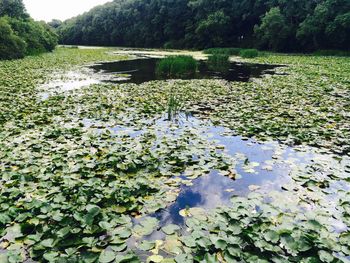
xmin=204 ymin=47 xmax=242 ymax=56
xmin=207 ymin=54 xmax=230 ymax=73
xmin=239 ymin=49 xmax=259 ymax=58
xmin=156 ymin=55 xmax=197 ymax=78
xmin=0 ymin=47 xmax=350 ymax=262
xmin=166 ymin=88 xmax=188 ymax=121
xmin=313 ymin=49 xmax=350 ymax=57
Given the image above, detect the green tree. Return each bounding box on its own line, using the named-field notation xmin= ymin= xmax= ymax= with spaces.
xmin=254 ymin=7 xmax=290 ymax=51
xmin=0 ymin=0 xmax=57 ymax=59
xmin=56 ymin=0 xmax=350 ymax=52
xmin=195 ymin=11 xmax=230 ymax=48
xmin=0 ymin=0 xmax=27 ymax=18
xmin=297 ymin=0 xmax=350 ymax=51
xmin=9 ymin=18 xmax=58 ymax=54
xmin=48 ymin=19 xmax=63 ymax=29
xmin=326 ymin=12 xmax=350 ymax=49
xmin=0 ymin=17 xmax=26 ymax=59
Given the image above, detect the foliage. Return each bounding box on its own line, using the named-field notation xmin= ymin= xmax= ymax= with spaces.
xmin=254 ymin=7 xmax=291 ymax=51
xmin=156 ymin=55 xmax=197 ymax=77
xmin=239 ymin=49 xmax=259 ymax=58
xmin=0 ymin=0 xmax=27 ymax=18
xmin=0 ymin=48 xmax=235 ymax=262
xmin=57 ymin=0 xmax=350 ymax=52
xmin=48 ymin=19 xmax=63 ymax=29
xmin=166 ymin=87 xmax=188 ymax=120
xmin=207 ymin=54 xmax=230 ymax=72
xmin=313 ymin=49 xmax=350 ymax=57
xmin=0 ymin=17 xmax=25 ymax=59
xmin=297 ymin=0 xmax=350 ymax=51
xmin=0 ymin=47 xmax=350 ymax=261
xmin=176 ymin=190 xmax=350 ymax=262
xmin=9 ymin=18 xmax=58 ymax=54
xmin=194 ymin=10 xmax=230 ymax=48
xmin=203 ymin=47 xmax=242 ymax=56
xmin=0 ymin=0 xmax=57 ymax=60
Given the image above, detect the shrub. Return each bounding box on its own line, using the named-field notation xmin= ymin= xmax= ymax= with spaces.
xmin=239 ymin=49 xmax=259 ymax=58
xmin=313 ymin=50 xmax=350 ymax=57
xmin=9 ymin=18 xmax=58 ymax=55
xmin=0 ymin=17 xmax=26 ymax=60
xmin=204 ymin=47 xmax=242 ymax=56
xmin=207 ymin=54 xmax=230 ymax=72
xmin=156 ymin=56 xmax=197 ymax=77
xmin=0 ymin=15 xmax=58 ymax=60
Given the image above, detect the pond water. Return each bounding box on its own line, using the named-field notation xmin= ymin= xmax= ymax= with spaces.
xmin=118 ymin=114 xmax=349 ymax=259
xmin=23 ymin=52 xmax=349 ymax=261
xmin=38 ymin=55 xmax=284 ymax=99
xmin=84 ymin=113 xmax=349 ymax=234
xmin=90 ymin=58 xmax=281 ymax=84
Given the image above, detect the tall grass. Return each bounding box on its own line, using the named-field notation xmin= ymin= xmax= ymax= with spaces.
xmin=204 ymin=48 xmax=260 ymax=58
xmin=167 ymin=91 xmax=184 ymax=120
xmin=166 ymin=87 xmax=192 ymax=121
xmin=156 ymin=55 xmax=197 ymax=77
xmin=239 ymin=49 xmax=259 ymax=58
xmin=207 ymin=54 xmax=230 ymax=72
xmin=204 ymin=48 xmax=242 ymax=56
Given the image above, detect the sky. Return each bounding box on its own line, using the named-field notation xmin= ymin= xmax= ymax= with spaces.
xmin=23 ymin=0 xmax=112 ymax=22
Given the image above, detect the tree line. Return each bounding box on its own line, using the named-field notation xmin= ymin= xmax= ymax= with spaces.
xmin=56 ymin=0 xmax=350 ymax=52
xmin=0 ymin=0 xmax=58 ymax=60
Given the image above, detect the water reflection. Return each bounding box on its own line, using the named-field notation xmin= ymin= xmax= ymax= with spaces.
xmin=81 ymin=114 xmax=349 ymax=232
xmin=39 ymin=55 xmax=284 ymax=99
xmin=91 ymin=58 xmax=282 ymax=84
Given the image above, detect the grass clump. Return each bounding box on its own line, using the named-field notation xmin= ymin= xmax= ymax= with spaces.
xmin=203 ymin=47 xmax=260 ymax=58
xmin=313 ymin=50 xmax=350 ymax=57
xmin=204 ymin=47 xmax=242 ymax=56
xmin=167 ymin=89 xmax=185 ymax=120
xmin=156 ymin=55 xmax=197 ymax=77
xmin=239 ymin=49 xmax=259 ymax=58
xmin=207 ymin=54 xmax=230 ymax=72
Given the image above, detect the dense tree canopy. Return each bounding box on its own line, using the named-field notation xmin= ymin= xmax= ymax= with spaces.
xmin=57 ymin=0 xmax=350 ymax=52
xmin=254 ymin=7 xmax=291 ymax=52
xmin=0 ymin=0 xmax=27 ymax=18
xmin=0 ymin=0 xmax=58 ymax=60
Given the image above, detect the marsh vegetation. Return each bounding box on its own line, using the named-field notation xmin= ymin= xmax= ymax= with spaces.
xmin=156 ymin=56 xmax=198 ymax=78
xmin=0 ymin=46 xmax=349 ymax=262
xmin=207 ymin=55 xmax=230 ymax=73
xmin=0 ymin=0 xmax=349 ymax=261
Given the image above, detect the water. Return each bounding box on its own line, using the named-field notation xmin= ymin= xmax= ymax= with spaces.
xmin=39 ymin=55 xmax=283 ymax=99
xmin=30 ymin=52 xmax=349 ymax=260
xmin=122 ymin=115 xmax=349 ymax=260
xmin=83 ymin=114 xmax=349 ymax=229
xmin=90 ymin=58 xmax=282 ymax=84
xmin=149 ymin=123 xmax=295 ymax=226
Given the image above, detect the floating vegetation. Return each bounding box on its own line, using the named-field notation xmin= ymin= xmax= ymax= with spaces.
xmin=313 ymin=49 xmax=350 ymax=57
xmin=0 ymin=47 xmax=350 ymax=262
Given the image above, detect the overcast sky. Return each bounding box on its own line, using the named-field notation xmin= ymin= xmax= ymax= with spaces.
xmin=23 ymin=0 xmax=112 ymax=22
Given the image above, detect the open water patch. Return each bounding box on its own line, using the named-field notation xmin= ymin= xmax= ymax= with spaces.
xmin=90 ymin=58 xmax=283 ymax=84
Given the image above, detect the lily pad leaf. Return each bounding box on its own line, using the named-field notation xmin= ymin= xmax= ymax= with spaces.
xmin=318 ymin=250 xmax=334 ymax=263
xmin=162 ymin=224 xmax=180 ymax=235
xmin=147 ymin=255 xmax=163 ymax=263
xmin=139 ymin=241 xmax=156 ymax=251
xmin=99 ymin=250 xmax=115 ymax=263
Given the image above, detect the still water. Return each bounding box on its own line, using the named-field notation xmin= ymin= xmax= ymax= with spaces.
xmin=90 ymin=58 xmax=281 ymax=84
